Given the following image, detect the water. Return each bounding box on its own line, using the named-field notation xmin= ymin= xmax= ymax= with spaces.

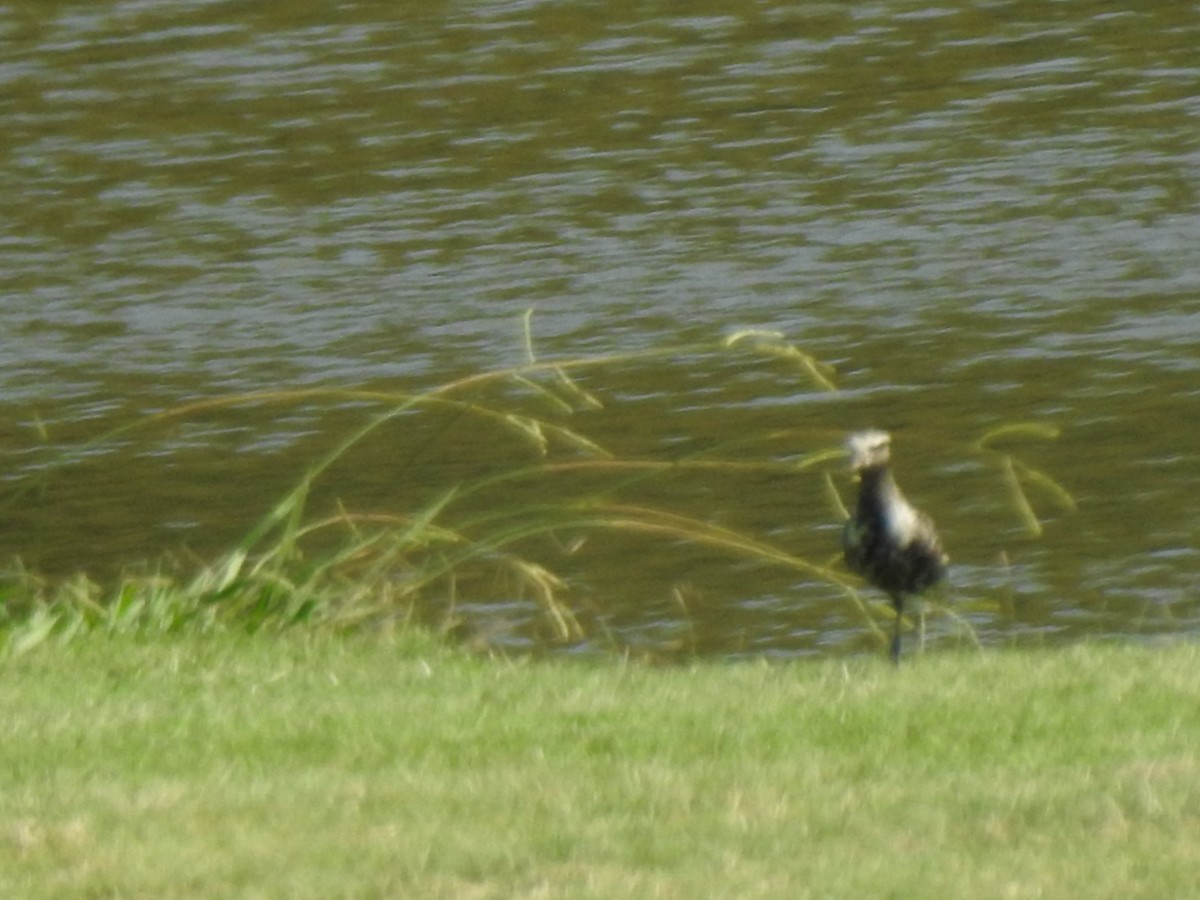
xmin=2 ymin=0 xmax=1199 ymax=656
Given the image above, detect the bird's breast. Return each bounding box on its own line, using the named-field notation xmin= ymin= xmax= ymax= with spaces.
xmin=882 ymin=500 xmax=921 ymax=548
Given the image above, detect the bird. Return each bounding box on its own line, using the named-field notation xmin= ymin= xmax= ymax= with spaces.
xmin=842 ymin=429 xmax=948 ymax=663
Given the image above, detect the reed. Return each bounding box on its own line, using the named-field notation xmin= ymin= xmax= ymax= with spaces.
xmin=0 ymin=321 xmax=1071 ymax=658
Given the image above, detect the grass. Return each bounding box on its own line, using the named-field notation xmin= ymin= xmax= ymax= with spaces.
xmin=2 ymin=321 xmax=1074 ymax=658
xmin=0 ymin=322 xmax=1106 ymax=894
xmin=1 ymin=631 xmax=1196 ymax=898
xmin=2 ymin=326 xmax=859 ymax=650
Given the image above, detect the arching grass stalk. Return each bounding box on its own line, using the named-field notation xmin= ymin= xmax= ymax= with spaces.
xmin=168 ymin=324 xmax=847 ymax=609
xmin=974 ymin=423 xmax=1077 ymax=537
xmin=0 ymin=324 xmax=844 ymax=657
xmin=2 ymin=322 xmax=855 ymax=655
xmin=0 ymin=321 xmax=1067 ymax=658
xmin=724 ymin=329 xmax=838 ymax=392
xmin=281 ymin=495 xmax=879 ymax=648
xmin=2 ymin=327 xmax=746 ymax=513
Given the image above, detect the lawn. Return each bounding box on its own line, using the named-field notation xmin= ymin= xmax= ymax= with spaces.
xmin=1 ymin=632 xmax=1196 ymax=898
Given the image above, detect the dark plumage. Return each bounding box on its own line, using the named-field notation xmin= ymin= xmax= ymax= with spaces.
xmin=842 ymin=430 xmax=948 ymax=663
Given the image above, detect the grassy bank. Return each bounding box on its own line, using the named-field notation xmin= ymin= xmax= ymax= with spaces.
xmin=1 ymin=632 xmax=1195 ymax=898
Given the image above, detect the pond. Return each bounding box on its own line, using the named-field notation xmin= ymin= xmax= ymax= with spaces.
xmin=2 ymin=0 xmax=1198 ymax=656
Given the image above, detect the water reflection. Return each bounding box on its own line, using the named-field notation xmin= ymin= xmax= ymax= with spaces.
xmin=1 ymin=0 xmax=1198 ymax=655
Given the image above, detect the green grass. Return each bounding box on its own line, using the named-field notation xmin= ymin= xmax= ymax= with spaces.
xmin=0 ymin=323 xmax=1112 ymax=895
xmin=1 ymin=632 xmax=1196 ymax=898
xmin=3 ymin=326 xmax=872 ymax=653
xmin=7 ymin=324 xmax=1074 ymax=659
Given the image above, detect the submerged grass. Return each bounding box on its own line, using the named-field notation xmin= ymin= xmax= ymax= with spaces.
xmin=1 ymin=322 xmax=1072 ymax=658
xmin=0 ymin=631 xmax=1195 ymax=897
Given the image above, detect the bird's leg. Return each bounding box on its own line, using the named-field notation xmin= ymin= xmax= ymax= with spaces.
xmin=917 ymin=598 xmax=926 ymax=656
xmin=889 ymin=594 xmax=904 ymax=665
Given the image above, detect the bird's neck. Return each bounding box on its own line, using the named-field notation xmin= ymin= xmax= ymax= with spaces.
xmin=856 ymin=465 xmax=904 ymax=514
xmin=856 ymin=463 xmax=926 ymax=546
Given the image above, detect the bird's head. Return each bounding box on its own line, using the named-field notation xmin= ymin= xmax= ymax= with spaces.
xmin=845 ymin=429 xmax=892 ymax=471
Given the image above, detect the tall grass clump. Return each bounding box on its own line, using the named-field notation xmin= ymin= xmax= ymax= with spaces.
xmin=0 ymin=318 xmax=1072 ymax=658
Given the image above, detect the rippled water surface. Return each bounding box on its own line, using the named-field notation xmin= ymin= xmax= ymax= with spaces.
xmin=2 ymin=1 xmax=1199 ymax=656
